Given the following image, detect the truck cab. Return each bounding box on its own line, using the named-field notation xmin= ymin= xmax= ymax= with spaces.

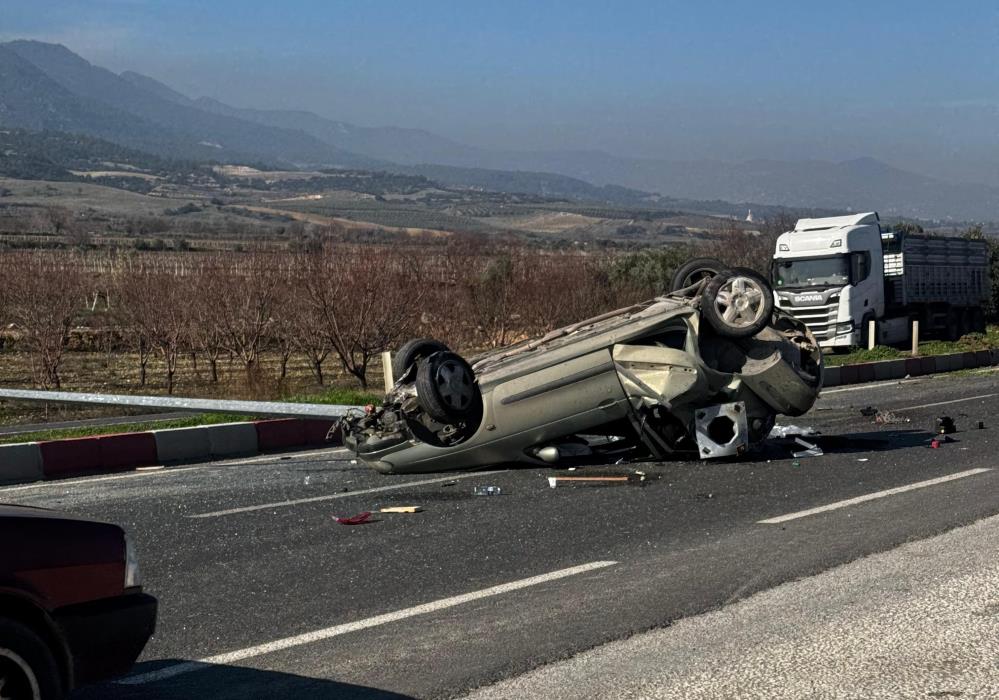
xmin=771 ymin=212 xmax=884 ymax=349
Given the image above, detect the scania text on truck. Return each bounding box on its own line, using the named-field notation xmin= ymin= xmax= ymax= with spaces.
xmin=771 ymin=212 xmax=989 ymax=350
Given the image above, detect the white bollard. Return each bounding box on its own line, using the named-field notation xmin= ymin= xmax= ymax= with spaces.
xmin=382 ymin=351 xmax=394 ymax=393
xmin=911 ymin=320 xmax=920 ymax=356
xmin=867 ymin=319 xmax=876 ymax=350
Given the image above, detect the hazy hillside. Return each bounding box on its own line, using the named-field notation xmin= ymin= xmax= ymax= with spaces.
xmin=0 ymin=41 xmax=378 ymax=169
xmin=188 ymin=90 xmax=999 ymax=220
xmin=194 ymin=96 xmax=478 ymax=165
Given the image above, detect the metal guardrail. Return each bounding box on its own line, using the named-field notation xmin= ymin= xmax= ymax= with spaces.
xmin=0 ymin=388 xmax=359 ymax=419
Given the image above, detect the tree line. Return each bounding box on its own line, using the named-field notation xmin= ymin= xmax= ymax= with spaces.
xmin=0 ymin=226 xmax=781 ymax=393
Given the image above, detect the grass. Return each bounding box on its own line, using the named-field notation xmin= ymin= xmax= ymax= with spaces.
xmin=0 ymin=383 xmax=382 ymax=446
xmin=0 ymin=413 xmax=246 ymax=446
xmin=823 ymin=326 xmax=999 ymax=367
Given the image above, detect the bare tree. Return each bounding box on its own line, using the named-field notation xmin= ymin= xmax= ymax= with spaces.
xmin=4 ymin=252 xmax=86 ymax=388
xmin=215 ymin=252 xmax=281 ymax=384
xmin=303 ymin=246 xmax=422 ymax=389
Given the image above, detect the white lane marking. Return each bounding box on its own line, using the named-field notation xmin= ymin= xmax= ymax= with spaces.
xmin=758 ymin=468 xmax=992 ymax=524
xmin=189 ymin=470 xmax=505 ymax=518
xmin=216 ymin=447 xmax=349 ymax=466
xmin=896 ymin=393 xmax=999 ymax=412
xmin=0 ymin=466 xmax=187 ymax=493
xmin=118 ymin=560 xmax=619 ymax=685
xmin=821 ymin=379 xmax=921 ymax=395
xmin=0 ymin=448 xmax=352 ymax=494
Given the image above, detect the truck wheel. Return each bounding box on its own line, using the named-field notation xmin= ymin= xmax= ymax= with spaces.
xmin=945 ymin=312 xmax=961 ymax=341
xmin=0 ymin=618 xmax=63 ymax=700
xmin=701 ymin=268 xmax=775 ymax=338
xmin=416 ymin=351 xmax=480 ymax=422
xmin=670 ymin=257 xmax=725 ymax=293
xmin=972 ymin=308 xmax=987 ymax=334
xmin=392 ymin=338 xmax=450 ymax=383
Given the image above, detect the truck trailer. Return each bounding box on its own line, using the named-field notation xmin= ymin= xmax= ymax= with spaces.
xmin=771 ymin=212 xmax=989 ymax=350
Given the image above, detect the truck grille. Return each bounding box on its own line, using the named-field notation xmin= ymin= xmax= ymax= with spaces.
xmin=777 ymin=302 xmax=840 ymax=341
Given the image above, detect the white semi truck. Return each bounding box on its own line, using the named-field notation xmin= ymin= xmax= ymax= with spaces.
xmin=771 ymin=212 xmax=990 ymax=350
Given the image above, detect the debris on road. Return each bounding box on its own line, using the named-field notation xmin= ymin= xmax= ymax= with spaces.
xmin=979 ymin=421 xmax=986 ymax=430
xmin=791 ymin=437 xmax=824 ymax=458
xmin=874 ymin=409 xmax=909 ymax=424
xmin=858 ymin=458 xmax=869 ymax=462
xmin=473 ymin=485 xmax=502 ymax=496
xmin=768 ymin=424 xmax=819 ymax=439
xmin=334 ymin=512 xmax=374 ymax=525
xmin=860 ymin=406 xmax=878 ymax=417
xmin=379 ymin=506 xmax=423 ymax=514
xmin=936 ymin=416 xmax=957 ymax=434
xmin=930 ymin=438 xmax=941 ymax=449
xmin=547 ymin=472 xmax=648 ymax=488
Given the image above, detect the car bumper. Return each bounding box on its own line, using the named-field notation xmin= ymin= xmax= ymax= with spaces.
xmin=54 ymin=591 xmax=157 ymax=686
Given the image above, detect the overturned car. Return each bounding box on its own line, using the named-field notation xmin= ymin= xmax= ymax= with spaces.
xmin=342 ymin=259 xmax=823 ymax=474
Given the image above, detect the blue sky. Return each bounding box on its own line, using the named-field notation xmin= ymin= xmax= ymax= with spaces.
xmin=3 ymin=1 xmax=999 ymax=181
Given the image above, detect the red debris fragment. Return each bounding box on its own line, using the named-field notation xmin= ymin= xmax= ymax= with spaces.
xmin=334 ymin=511 xmax=373 ymax=525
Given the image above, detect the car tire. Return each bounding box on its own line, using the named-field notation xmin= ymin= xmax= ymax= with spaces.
xmin=0 ymin=618 xmax=63 ymax=700
xmin=701 ymin=268 xmax=775 ymax=338
xmin=415 ymin=351 xmax=480 ymax=422
xmin=392 ymin=338 xmax=450 ymax=383
xmin=972 ymin=307 xmax=986 ymax=334
xmin=670 ymin=257 xmax=726 ymax=293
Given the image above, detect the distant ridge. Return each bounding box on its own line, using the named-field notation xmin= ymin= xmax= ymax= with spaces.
xmin=0 ymin=40 xmax=997 ymax=219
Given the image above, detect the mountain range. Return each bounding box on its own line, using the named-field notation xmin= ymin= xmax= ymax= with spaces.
xmin=1 ymin=39 xmax=997 ymax=221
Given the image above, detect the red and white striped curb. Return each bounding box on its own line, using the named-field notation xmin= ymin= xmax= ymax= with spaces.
xmin=0 ymin=418 xmax=341 ymax=486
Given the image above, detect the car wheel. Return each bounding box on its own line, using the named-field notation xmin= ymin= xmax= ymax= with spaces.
xmin=415 ymin=351 xmax=480 ymax=422
xmin=702 ymin=268 xmax=775 ymax=338
xmin=0 ymin=619 xmax=63 ymax=700
xmin=670 ymin=257 xmax=725 ymax=293
xmin=392 ymin=338 xmax=450 ymax=383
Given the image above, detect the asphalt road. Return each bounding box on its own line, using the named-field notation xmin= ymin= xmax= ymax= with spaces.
xmin=4 ymin=371 xmax=999 ymax=699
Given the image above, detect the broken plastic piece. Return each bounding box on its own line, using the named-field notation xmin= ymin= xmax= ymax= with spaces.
xmin=930 ymin=438 xmax=941 ymax=449
xmin=792 ymin=436 xmax=824 ymax=458
xmin=547 ymin=473 xmax=647 ymax=488
xmin=473 ymin=485 xmax=502 ymax=496
xmin=334 ymin=512 xmax=373 ymax=525
xmin=768 ymin=424 xmax=818 ymax=439
xmin=379 ymin=506 xmax=423 ymax=513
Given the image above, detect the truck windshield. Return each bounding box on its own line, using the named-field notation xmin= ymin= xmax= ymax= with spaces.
xmin=772 ymin=256 xmax=850 ymax=288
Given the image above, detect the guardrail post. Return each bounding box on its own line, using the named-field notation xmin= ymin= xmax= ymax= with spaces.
xmin=911 ymin=320 xmax=920 ymax=356
xmin=867 ymin=319 xmax=876 ymax=350
xmin=382 ymin=351 xmax=394 ymax=394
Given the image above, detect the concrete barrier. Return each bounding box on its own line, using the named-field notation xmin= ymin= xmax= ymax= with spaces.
xmin=207 ymin=422 xmax=258 ymax=457
xmin=255 ymin=419 xmax=307 ymax=451
xmin=39 ymin=437 xmax=102 ymax=479
xmin=304 ymin=419 xmax=339 ymax=445
xmin=98 ymin=432 xmax=157 ymax=470
xmin=0 ymin=443 xmax=43 ymax=484
xmin=152 ymin=425 xmax=211 ymax=463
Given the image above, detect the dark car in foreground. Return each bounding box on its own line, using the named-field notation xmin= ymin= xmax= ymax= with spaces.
xmin=344 ymin=259 xmax=823 ymax=474
xmin=0 ymin=505 xmax=156 ymax=699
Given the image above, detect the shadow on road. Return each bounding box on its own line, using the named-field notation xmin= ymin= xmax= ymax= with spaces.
xmin=71 ymin=660 xmax=418 ymax=700
xmin=753 ymin=428 xmax=938 ymax=460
